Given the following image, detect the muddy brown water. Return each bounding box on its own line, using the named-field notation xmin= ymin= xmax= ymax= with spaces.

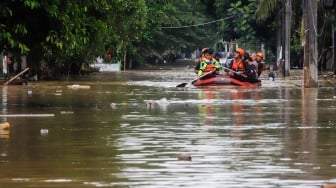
xmin=1 ymin=69 xmax=336 ymax=188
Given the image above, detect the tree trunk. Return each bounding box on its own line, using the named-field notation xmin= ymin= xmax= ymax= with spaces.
xmin=123 ymin=52 xmax=126 ymax=71
xmin=333 ymin=25 xmax=336 ymax=75
xmin=303 ymin=0 xmax=318 ymax=88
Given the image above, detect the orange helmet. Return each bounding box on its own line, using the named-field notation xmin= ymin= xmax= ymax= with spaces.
xmin=235 ymin=48 xmax=245 ymax=57
xmin=256 ymin=52 xmax=264 ymax=59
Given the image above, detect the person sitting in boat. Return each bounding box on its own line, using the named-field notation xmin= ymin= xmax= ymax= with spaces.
xmin=245 ymin=52 xmax=259 ymax=81
xmin=256 ymin=52 xmax=265 ymax=77
xmin=194 ymin=48 xmax=221 ymax=74
xmin=194 ymin=48 xmax=207 ymax=74
xmin=225 ymin=48 xmax=259 ymax=83
xmin=197 ymin=48 xmax=222 ymax=77
xmin=250 ymin=53 xmax=259 ymax=73
xmin=225 ymin=48 xmax=247 ymax=78
xmin=210 ymin=50 xmax=222 ymax=72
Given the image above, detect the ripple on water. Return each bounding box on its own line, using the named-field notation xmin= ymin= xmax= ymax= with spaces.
xmin=107 ymin=120 xmax=319 ymax=187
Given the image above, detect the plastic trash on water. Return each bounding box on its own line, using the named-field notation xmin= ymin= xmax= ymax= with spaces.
xmin=27 ymin=87 xmax=33 ymax=95
xmin=0 ymin=122 xmax=10 ymax=130
xmin=40 ymin=129 xmax=49 ymax=135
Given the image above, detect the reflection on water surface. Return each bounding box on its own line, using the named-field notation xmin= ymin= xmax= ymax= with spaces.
xmin=0 ymin=70 xmax=336 ymax=188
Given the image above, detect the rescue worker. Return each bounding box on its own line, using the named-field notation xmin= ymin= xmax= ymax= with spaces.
xmin=197 ymin=48 xmax=221 ymax=77
xmin=225 ymin=48 xmax=259 ymax=83
xmin=225 ymin=48 xmax=247 ymax=79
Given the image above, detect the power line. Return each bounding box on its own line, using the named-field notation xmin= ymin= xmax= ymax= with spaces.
xmin=159 ymin=16 xmax=233 ymax=29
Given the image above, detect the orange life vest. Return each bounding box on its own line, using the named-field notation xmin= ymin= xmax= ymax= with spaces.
xmin=203 ymin=63 xmax=215 ymax=73
xmin=198 ymin=59 xmax=215 ymax=76
xmin=231 ymin=60 xmax=245 ymax=72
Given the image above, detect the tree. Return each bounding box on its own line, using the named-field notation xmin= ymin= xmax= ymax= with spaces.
xmin=255 ymin=0 xmax=278 ymax=22
xmin=138 ymin=0 xmax=219 ymax=65
xmin=1 ymin=0 xmax=149 ymax=76
xmin=1 ymin=0 xmax=334 ymax=79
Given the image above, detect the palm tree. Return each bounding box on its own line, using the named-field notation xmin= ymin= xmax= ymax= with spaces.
xmin=255 ymin=0 xmax=279 ymax=23
xmin=255 ymin=0 xmax=291 ymax=77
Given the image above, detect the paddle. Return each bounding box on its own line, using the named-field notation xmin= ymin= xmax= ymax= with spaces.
xmin=176 ymin=70 xmax=215 ymax=87
xmin=222 ymin=67 xmax=247 ymax=78
xmin=223 ymin=66 xmax=263 ymax=84
xmin=4 ymin=67 xmax=30 ymax=86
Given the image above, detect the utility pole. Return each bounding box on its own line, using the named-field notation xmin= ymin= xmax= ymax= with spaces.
xmin=281 ymin=0 xmax=285 ymax=76
xmin=280 ymin=0 xmax=291 ymax=77
xmin=284 ymin=0 xmax=291 ymax=77
xmin=303 ymin=0 xmax=318 ymax=88
xmin=331 ymin=24 xmax=336 ymax=75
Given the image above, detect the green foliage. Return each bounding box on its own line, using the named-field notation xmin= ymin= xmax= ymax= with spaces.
xmin=142 ymin=0 xmax=220 ymax=62
xmin=290 ymin=34 xmax=302 ymax=52
xmin=23 ymin=0 xmax=40 ymax=9
xmin=0 ymin=1 xmax=30 ymax=55
xmin=255 ymin=0 xmax=279 ymax=23
xmin=227 ymin=1 xmax=256 ymax=42
xmin=1 ymin=0 xmax=255 ymax=70
xmin=0 ymin=0 xmax=148 ymax=72
xmin=0 ymin=0 xmax=335 ymax=75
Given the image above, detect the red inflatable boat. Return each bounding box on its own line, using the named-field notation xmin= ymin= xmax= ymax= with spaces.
xmin=192 ymin=75 xmax=261 ymax=87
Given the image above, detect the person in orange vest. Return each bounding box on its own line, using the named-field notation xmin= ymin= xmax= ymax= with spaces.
xmin=225 ymin=48 xmax=248 ymax=79
xmin=197 ymin=48 xmax=222 ymax=77
xmin=225 ymin=48 xmax=260 ymax=83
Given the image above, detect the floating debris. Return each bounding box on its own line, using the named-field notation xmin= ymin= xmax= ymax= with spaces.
xmin=60 ymin=111 xmax=74 ymax=115
xmin=67 ymin=84 xmax=91 ymax=89
xmin=0 ymin=114 xmax=54 ymax=117
xmin=110 ymin=103 xmax=117 ymax=109
xmin=40 ymin=129 xmax=49 ymax=135
xmin=0 ymin=122 xmax=10 ymax=130
xmin=177 ymin=153 xmax=192 ymax=161
xmin=27 ymin=87 xmax=33 ymax=95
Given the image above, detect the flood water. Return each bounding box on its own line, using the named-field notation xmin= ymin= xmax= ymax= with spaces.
xmin=1 ymin=69 xmax=336 ymax=188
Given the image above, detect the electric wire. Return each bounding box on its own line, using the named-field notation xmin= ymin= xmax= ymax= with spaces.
xmin=159 ymin=16 xmax=233 ymax=29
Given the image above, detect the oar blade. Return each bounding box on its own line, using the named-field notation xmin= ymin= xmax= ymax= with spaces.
xmin=176 ymin=83 xmax=187 ymax=87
